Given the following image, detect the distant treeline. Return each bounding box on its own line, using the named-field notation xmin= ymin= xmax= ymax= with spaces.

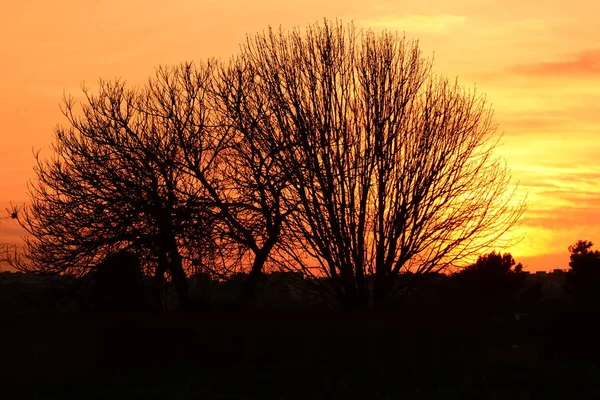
xmin=5 ymin=238 xmax=600 ymax=315
xmin=0 ymin=261 xmax=575 ymax=315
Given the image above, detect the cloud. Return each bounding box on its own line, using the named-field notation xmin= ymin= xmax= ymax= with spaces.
xmin=525 ymin=206 xmax=600 ymax=229
xmin=496 ymin=105 xmax=600 ymax=134
xmin=481 ymin=17 xmax=569 ymax=37
xmin=361 ymin=13 xmax=467 ymax=34
xmin=497 ymin=114 xmax=570 ymax=133
xmin=517 ymin=170 xmax=600 ymax=209
xmin=508 ymin=49 xmax=600 ymax=77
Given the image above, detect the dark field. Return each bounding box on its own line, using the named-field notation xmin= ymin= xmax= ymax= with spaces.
xmin=2 ymin=310 xmax=600 ymax=399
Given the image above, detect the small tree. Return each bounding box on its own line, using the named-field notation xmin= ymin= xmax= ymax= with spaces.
xmin=566 ymin=240 xmax=600 ymax=308
xmin=453 ymin=251 xmax=526 ymax=312
xmin=87 ymin=250 xmax=146 ymax=311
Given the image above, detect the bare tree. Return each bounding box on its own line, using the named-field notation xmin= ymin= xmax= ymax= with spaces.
xmin=223 ymin=21 xmax=526 ymax=308
xmin=0 ymin=210 xmax=20 ymax=272
xmin=12 ymin=61 xmax=297 ymax=308
xmin=165 ymin=62 xmax=297 ymax=305
xmin=11 ymin=65 xmax=220 ymax=309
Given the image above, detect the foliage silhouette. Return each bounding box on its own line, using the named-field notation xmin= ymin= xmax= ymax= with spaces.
xmin=566 ymin=240 xmax=600 ymax=308
xmin=452 ymin=251 xmax=527 ymax=312
xmin=87 ymin=250 xmax=146 ymax=311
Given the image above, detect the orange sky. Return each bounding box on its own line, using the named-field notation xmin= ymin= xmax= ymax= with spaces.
xmin=1 ymin=0 xmax=599 ymax=272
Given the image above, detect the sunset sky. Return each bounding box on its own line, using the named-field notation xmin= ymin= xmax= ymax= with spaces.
xmin=1 ymin=0 xmax=599 ymax=272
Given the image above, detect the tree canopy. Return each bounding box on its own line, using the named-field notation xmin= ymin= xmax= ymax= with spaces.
xmin=566 ymin=240 xmax=600 ymax=307
xmin=222 ymin=21 xmax=525 ymax=308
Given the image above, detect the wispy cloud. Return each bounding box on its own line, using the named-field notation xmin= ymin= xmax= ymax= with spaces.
xmin=362 ymin=13 xmax=467 ymax=34
xmin=481 ymin=17 xmax=571 ymax=37
xmin=508 ymin=49 xmax=600 ymax=77
xmin=526 ymin=206 xmax=600 ymax=229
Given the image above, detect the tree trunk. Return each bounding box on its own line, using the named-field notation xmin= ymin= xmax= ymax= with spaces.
xmin=152 ymin=264 xmax=166 ymax=312
xmin=154 ymin=203 xmax=189 ymax=309
xmin=238 ymin=249 xmax=269 ymax=307
xmin=373 ymin=273 xmax=392 ymax=309
xmin=156 ymin=220 xmax=190 ymax=310
xmin=169 ymin=254 xmax=190 ymax=310
xmin=340 ymin=263 xmax=358 ymax=308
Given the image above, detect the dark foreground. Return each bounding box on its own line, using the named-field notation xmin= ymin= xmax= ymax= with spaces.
xmin=1 ymin=310 xmax=599 ymax=399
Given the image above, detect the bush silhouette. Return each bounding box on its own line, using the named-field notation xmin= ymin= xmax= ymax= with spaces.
xmin=566 ymin=240 xmax=600 ymax=308
xmin=88 ymin=250 xmax=146 ymax=311
xmin=453 ymin=252 xmax=526 ymax=312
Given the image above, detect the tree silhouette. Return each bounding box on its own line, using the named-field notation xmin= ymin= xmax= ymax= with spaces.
xmin=156 ymin=63 xmax=297 ymax=306
xmin=87 ymin=249 xmax=145 ymax=311
xmin=8 ymin=21 xmax=525 ymax=310
xmin=566 ymin=240 xmax=600 ymax=308
xmin=0 ymin=210 xmax=20 ymax=272
xmin=222 ymin=20 xmax=526 ymax=308
xmin=10 ymin=70 xmax=220 ymax=309
xmin=10 ymin=62 xmax=296 ymax=308
xmin=453 ymin=251 xmax=527 ymax=312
